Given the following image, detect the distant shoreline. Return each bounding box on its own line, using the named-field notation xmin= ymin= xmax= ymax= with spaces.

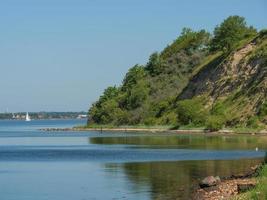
xmin=0 ymin=111 xmax=87 ymax=120
xmin=0 ymin=118 xmax=87 ymax=120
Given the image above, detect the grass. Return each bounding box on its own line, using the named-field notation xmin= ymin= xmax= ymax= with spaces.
xmin=231 ymin=127 xmax=265 ymax=134
xmin=80 ymin=124 xmax=173 ymax=130
xmin=234 ymin=35 xmax=257 ymax=51
xmin=178 ymin=124 xmax=205 ymax=130
xmin=82 ymin=123 xmax=207 ymax=131
xmin=77 ymin=123 xmax=266 ymax=134
xmin=191 ymin=51 xmax=223 ymax=77
xmin=233 ymin=164 xmax=267 ymax=200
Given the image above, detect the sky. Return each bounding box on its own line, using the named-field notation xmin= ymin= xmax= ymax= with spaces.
xmin=0 ymin=0 xmax=266 ymax=112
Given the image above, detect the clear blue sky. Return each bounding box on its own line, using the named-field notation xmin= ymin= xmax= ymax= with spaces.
xmin=0 ymin=0 xmax=266 ymax=112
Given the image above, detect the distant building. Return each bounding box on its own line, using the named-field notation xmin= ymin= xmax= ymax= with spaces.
xmin=77 ymin=114 xmax=87 ymax=119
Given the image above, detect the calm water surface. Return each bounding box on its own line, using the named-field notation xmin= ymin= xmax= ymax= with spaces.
xmin=0 ymin=120 xmax=266 ymax=200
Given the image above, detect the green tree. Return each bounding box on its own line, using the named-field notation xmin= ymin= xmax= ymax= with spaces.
xmin=126 ymin=80 xmax=149 ymax=109
xmin=88 ymin=86 xmax=120 ymax=124
xmin=97 ymin=86 xmax=119 ymax=105
xmin=161 ymin=28 xmax=210 ymax=59
xmin=211 ymin=16 xmax=256 ymax=52
xmin=145 ymin=52 xmax=165 ymax=76
xmin=122 ymin=65 xmax=146 ymax=90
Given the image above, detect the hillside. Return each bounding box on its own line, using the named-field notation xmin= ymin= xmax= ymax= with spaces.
xmin=87 ymin=16 xmax=267 ymax=131
xmin=178 ymin=33 xmax=267 ymax=129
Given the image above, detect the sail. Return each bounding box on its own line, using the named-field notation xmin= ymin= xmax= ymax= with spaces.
xmin=25 ymin=112 xmax=31 ymax=121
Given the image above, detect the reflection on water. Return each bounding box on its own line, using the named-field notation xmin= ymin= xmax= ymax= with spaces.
xmin=107 ymin=159 xmax=262 ymax=200
xmin=0 ymin=159 xmax=262 ymax=200
xmin=90 ymin=134 xmax=267 ymax=150
xmin=0 ymin=120 xmax=266 ymax=200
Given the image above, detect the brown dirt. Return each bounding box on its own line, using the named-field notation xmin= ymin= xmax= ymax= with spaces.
xmin=193 ymin=178 xmax=257 ymax=200
xmin=231 ymin=43 xmax=255 ymax=69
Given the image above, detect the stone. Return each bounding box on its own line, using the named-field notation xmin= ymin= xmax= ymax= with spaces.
xmin=199 ymin=176 xmax=220 ymax=188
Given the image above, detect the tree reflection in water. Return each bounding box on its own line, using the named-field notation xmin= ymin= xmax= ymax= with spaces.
xmin=90 ymin=134 xmax=267 ymax=150
xmin=92 ymin=134 xmax=267 ymax=200
xmin=106 ymin=159 xmax=262 ymax=200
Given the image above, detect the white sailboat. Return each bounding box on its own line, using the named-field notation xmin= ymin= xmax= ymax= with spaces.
xmin=25 ymin=112 xmax=31 ymax=121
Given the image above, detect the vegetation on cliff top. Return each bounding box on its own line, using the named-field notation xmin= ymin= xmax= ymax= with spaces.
xmin=88 ymin=16 xmax=266 ymax=131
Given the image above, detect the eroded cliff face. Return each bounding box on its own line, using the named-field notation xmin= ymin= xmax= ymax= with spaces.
xmin=178 ymin=35 xmax=267 ymax=124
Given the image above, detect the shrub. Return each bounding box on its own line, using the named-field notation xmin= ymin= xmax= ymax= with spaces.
xmin=247 ymin=116 xmax=260 ymax=129
xmin=259 ymin=101 xmax=267 ymax=117
xmin=176 ymin=98 xmax=207 ymax=126
xmin=159 ymin=111 xmax=178 ymax=125
xmin=205 ymin=116 xmax=224 ymax=131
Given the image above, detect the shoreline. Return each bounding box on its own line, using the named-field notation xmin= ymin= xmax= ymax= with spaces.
xmin=40 ymin=127 xmax=267 ymax=135
xmin=193 ymin=163 xmax=266 ymax=200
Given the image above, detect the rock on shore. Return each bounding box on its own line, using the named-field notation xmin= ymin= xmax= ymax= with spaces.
xmin=199 ymin=176 xmax=221 ymax=188
xmin=195 ymin=178 xmax=256 ymax=200
xmin=193 ymin=164 xmax=262 ymax=200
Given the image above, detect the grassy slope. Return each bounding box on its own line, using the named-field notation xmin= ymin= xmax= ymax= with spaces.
xmin=85 ymin=124 xmax=173 ymax=129
xmin=233 ymin=165 xmax=267 ymax=200
xmin=191 ymin=51 xmax=223 ymax=77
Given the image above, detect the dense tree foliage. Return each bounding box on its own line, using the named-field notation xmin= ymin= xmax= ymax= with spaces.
xmin=210 ymin=16 xmax=257 ymax=51
xmin=145 ymin=52 xmax=165 ymax=76
xmin=161 ymin=28 xmax=211 ymax=59
xmin=88 ymin=27 xmax=211 ymax=126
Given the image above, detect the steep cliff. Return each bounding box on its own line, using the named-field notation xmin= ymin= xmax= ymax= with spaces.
xmin=178 ymin=33 xmax=267 ymax=127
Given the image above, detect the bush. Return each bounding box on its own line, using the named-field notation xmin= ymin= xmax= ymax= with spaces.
xmin=210 ymin=101 xmax=227 ymax=116
xmin=205 ymin=116 xmax=224 ymax=132
xmin=259 ymin=29 xmax=267 ymax=37
xmin=158 ymin=111 xmax=178 ymax=125
xmin=247 ymin=116 xmax=260 ymax=129
xmin=176 ymin=98 xmax=207 ymax=126
xmin=259 ymin=101 xmax=267 ymax=117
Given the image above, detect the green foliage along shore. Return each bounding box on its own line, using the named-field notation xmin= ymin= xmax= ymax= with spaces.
xmin=88 ymin=16 xmax=267 ymax=131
